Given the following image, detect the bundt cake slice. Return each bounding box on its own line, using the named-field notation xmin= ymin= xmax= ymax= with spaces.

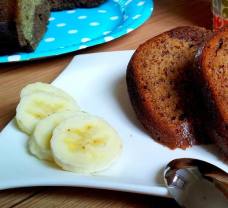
xmin=198 ymin=27 xmax=228 ymax=158
xmin=0 ymin=0 xmax=50 ymax=54
xmin=49 ymin=0 xmax=106 ymax=11
xmin=126 ymin=26 xmax=212 ymax=149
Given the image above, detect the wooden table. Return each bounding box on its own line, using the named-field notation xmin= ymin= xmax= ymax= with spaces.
xmin=0 ymin=0 xmax=211 ymax=207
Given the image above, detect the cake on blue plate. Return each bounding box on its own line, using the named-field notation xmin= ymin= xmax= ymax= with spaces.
xmin=0 ymin=0 xmax=106 ymax=55
xmin=0 ymin=0 xmax=50 ymax=55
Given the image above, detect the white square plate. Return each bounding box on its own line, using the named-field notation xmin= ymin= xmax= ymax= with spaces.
xmin=0 ymin=51 xmax=227 ymax=196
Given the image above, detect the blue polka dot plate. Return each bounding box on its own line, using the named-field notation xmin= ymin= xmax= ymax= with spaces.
xmin=0 ymin=0 xmax=153 ymax=63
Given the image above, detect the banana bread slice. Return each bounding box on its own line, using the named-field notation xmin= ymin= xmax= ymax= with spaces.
xmin=198 ymin=27 xmax=228 ymax=158
xmin=126 ymin=26 xmax=212 ymax=149
xmin=0 ymin=0 xmax=50 ymax=55
xmin=49 ymin=0 xmax=106 ymax=11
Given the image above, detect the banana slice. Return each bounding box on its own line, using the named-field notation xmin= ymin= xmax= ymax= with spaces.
xmin=20 ymin=82 xmax=75 ymax=102
xmin=51 ymin=115 xmax=122 ymax=173
xmin=16 ymin=92 xmax=80 ymax=134
xmin=29 ymin=111 xmax=87 ymax=161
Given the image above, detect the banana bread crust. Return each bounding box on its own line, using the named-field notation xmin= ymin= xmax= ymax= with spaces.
xmin=197 ymin=27 xmax=228 ymax=158
xmin=126 ymin=26 xmax=212 ymax=149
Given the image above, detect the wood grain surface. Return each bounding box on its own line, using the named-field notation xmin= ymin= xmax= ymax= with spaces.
xmin=0 ymin=0 xmax=211 ymax=207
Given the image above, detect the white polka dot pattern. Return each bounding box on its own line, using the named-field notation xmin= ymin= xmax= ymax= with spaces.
xmin=125 ymin=0 xmax=132 ymax=6
xmin=8 ymin=55 xmax=21 ymax=62
xmin=79 ymin=45 xmax=88 ymax=49
xmin=110 ymin=16 xmax=119 ymax=20
xmin=49 ymin=17 xmax=55 ymax=21
xmin=126 ymin=28 xmax=133 ymax=33
xmin=98 ymin=9 xmax=107 ymax=13
xmin=67 ymin=10 xmax=76 ymax=14
xmin=78 ymin=15 xmax=87 ymax=19
xmin=0 ymin=0 xmax=153 ymax=63
xmin=45 ymin=37 xmax=55 ymax=42
xmin=89 ymin=22 xmax=100 ymax=26
xmin=68 ymin=29 xmax=78 ymax=34
xmin=81 ymin=38 xmax=91 ymax=43
xmin=132 ymin=14 xmax=141 ymax=19
xmin=103 ymin=31 xmax=111 ymax=35
xmin=137 ymin=1 xmax=145 ymax=6
xmin=56 ymin=23 xmax=66 ymax=27
xmin=104 ymin=36 xmax=114 ymax=42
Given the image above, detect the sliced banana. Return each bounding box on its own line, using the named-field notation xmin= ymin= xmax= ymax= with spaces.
xmin=51 ymin=115 xmax=122 ymax=173
xmin=16 ymin=92 xmax=80 ymax=134
xmin=29 ymin=111 xmax=87 ymax=161
xmin=20 ymin=82 xmax=75 ymax=102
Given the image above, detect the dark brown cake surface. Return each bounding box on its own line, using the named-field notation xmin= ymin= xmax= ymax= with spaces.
xmin=0 ymin=0 xmax=20 ymax=54
xmin=49 ymin=0 xmax=76 ymax=10
xmin=0 ymin=0 xmax=50 ymax=55
xmin=126 ymin=26 xmax=212 ymax=149
xmin=49 ymin=0 xmax=106 ymax=11
xmin=198 ymin=27 xmax=228 ymax=158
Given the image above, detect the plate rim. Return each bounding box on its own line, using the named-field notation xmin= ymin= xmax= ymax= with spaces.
xmin=0 ymin=172 xmax=169 ymax=196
